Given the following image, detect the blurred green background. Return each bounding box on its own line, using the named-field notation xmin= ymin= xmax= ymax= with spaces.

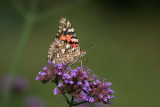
xmin=0 ymin=0 xmax=160 ymax=107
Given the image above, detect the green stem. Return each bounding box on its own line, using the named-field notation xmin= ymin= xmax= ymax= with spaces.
xmin=55 ymin=81 xmax=70 ymax=104
xmin=2 ymin=15 xmax=34 ymax=107
xmin=72 ymin=101 xmax=88 ymax=106
xmin=69 ymin=96 xmax=74 ymax=107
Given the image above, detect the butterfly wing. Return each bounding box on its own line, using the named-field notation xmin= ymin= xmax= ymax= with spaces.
xmin=56 ymin=17 xmax=79 ymax=48
xmin=56 ymin=17 xmax=76 ymax=38
xmin=48 ymin=17 xmax=86 ymax=64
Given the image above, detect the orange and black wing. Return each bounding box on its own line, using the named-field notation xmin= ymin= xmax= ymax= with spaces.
xmin=56 ymin=17 xmax=79 ymax=48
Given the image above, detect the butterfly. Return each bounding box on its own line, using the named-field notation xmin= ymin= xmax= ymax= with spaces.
xmin=48 ymin=17 xmax=86 ymax=65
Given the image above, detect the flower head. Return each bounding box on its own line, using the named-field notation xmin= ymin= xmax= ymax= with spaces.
xmin=36 ymin=62 xmax=114 ymax=104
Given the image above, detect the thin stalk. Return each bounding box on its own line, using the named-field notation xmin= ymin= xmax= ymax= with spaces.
xmin=69 ymin=96 xmax=74 ymax=107
xmin=2 ymin=15 xmax=34 ymax=107
xmin=2 ymin=1 xmax=36 ymax=106
xmin=55 ymin=82 xmax=70 ymax=104
xmin=73 ymin=101 xmax=88 ymax=106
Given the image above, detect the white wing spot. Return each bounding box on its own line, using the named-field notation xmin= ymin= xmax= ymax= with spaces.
xmin=63 ymin=28 xmax=66 ymax=31
xmin=71 ymin=28 xmax=74 ymax=32
xmin=66 ymin=44 xmax=70 ymax=49
xmin=61 ymin=49 xmax=65 ymax=54
xmin=68 ymin=29 xmax=71 ymax=32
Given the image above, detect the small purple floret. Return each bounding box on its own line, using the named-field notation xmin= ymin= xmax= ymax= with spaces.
xmin=89 ymin=97 xmax=94 ymax=102
xmin=38 ymin=71 xmax=42 ymax=75
xmin=53 ymin=88 xmax=59 ymax=95
xmin=58 ymin=72 xmax=62 ymax=75
xmin=99 ymin=94 xmax=103 ymax=98
xmin=43 ymin=65 xmax=47 ymax=71
xmin=106 ymin=82 xmax=112 ymax=86
xmin=77 ymin=81 xmax=82 ymax=85
xmin=64 ymin=79 xmax=69 ymax=83
xmin=71 ymin=72 xmax=76 ymax=77
xmin=58 ymin=83 xmax=63 ymax=87
xmin=35 ymin=76 xmax=40 ymax=81
xmin=41 ymin=73 xmax=46 ymax=76
xmin=69 ymin=81 xmax=74 ymax=84
xmin=103 ymin=98 xmax=108 ymax=102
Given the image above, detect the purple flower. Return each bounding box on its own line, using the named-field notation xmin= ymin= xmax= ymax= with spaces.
xmin=103 ymin=78 xmax=107 ymax=82
xmin=87 ymin=69 xmax=92 ymax=72
xmin=59 ymin=67 xmax=63 ymax=69
xmin=43 ymin=65 xmax=47 ymax=71
xmin=36 ymin=76 xmax=40 ymax=81
xmin=84 ymin=80 xmax=90 ymax=87
xmin=107 ymin=95 xmax=111 ymax=99
xmin=103 ymin=98 xmax=108 ymax=102
xmin=58 ymin=72 xmax=62 ymax=75
xmin=71 ymin=72 xmax=76 ymax=77
xmin=99 ymin=94 xmax=103 ymax=98
xmin=82 ymin=86 xmax=91 ymax=92
xmin=41 ymin=73 xmax=46 ymax=76
xmin=77 ymin=67 xmax=81 ymax=70
xmin=58 ymin=63 xmax=62 ymax=67
xmin=108 ymin=89 xmax=114 ymax=94
xmin=63 ymin=73 xmax=71 ymax=79
xmin=92 ymin=74 xmax=96 ymax=77
xmin=1 ymin=74 xmax=29 ymax=94
xmin=93 ymin=82 xmax=97 ymax=85
xmin=80 ymin=91 xmax=88 ymax=100
xmin=89 ymin=97 xmax=94 ymax=102
xmin=73 ymin=69 xmax=78 ymax=72
xmin=58 ymin=64 xmax=63 ymax=69
xmin=77 ymin=81 xmax=82 ymax=85
xmin=107 ymin=95 xmax=115 ymax=99
xmin=64 ymin=79 xmax=69 ymax=83
xmin=53 ymin=88 xmax=58 ymax=95
xmin=105 ymin=82 xmax=112 ymax=86
xmin=38 ymin=71 xmax=43 ymax=75
xmin=36 ymin=62 xmax=114 ymax=104
xmin=58 ymin=83 xmax=63 ymax=87
xmin=96 ymin=79 xmax=100 ymax=83
xmin=82 ymin=71 xmax=86 ymax=75
xmin=69 ymin=81 xmax=74 ymax=84
xmin=83 ymin=74 xmax=88 ymax=78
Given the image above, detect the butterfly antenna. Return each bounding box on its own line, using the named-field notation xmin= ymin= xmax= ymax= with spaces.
xmin=85 ymin=42 xmax=96 ymax=51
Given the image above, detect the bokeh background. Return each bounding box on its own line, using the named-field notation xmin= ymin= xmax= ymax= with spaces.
xmin=0 ymin=0 xmax=160 ymax=107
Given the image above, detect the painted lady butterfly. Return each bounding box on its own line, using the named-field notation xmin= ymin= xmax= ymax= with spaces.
xmin=48 ymin=17 xmax=86 ymax=64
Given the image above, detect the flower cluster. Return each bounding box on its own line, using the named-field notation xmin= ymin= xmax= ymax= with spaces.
xmin=1 ymin=74 xmax=29 ymax=94
xmin=36 ymin=62 xmax=114 ymax=104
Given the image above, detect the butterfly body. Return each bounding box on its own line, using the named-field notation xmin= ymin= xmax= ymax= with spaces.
xmin=48 ymin=18 xmax=86 ymax=64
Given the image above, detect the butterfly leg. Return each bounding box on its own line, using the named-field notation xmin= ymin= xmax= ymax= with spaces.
xmin=66 ymin=65 xmax=70 ymax=73
xmin=79 ymin=60 xmax=83 ymax=69
xmin=67 ymin=64 xmax=72 ymax=73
